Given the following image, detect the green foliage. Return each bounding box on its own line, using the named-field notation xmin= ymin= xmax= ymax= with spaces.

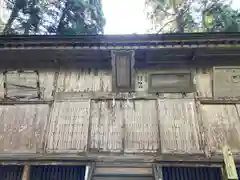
xmin=204 ymin=4 xmax=240 ymax=32
xmin=3 ymin=0 xmax=105 ymax=35
xmin=145 ymin=0 xmax=240 ymax=33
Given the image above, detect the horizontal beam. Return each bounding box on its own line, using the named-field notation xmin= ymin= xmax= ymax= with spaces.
xmin=0 ymin=43 xmax=240 ymax=51
xmin=54 ymin=92 xmax=195 ymax=101
xmin=0 ymin=95 xmax=238 ymax=104
xmin=0 ymin=100 xmax=53 ymax=105
xmin=0 ymin=153 xmax=236 ymax=164
xmin=1 ymin=32 xmax=240 ymax=45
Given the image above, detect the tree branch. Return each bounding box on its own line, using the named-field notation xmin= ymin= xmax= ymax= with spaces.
xmin=153 ymin=4 xmax=175 ymax=16
xmin=157 ymin=18 xmax=176 ymax=33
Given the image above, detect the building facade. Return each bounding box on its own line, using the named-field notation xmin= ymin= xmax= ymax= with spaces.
xmin=0 ymin=33 xmax=240 ymax=179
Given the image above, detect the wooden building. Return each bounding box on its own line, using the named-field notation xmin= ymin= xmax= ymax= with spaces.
xmin=0 ymin=33 xmax=240 ymax=179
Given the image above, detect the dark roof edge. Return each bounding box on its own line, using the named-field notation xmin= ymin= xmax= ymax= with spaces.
xmin=1 ymin=32 xmax=240 ymax=43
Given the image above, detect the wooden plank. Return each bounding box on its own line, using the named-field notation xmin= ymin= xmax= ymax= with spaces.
xmin=21 ymin=165 xmax=30 ymax=180
xmin=223 ymin=145 xmax=238 ymax=180
xmin=56 ymin=69 xmax=112 ymax=92
xmin=0 ymin=152 xmax=236 ymax=163
xmin=5 ymin=71 xmax=39 ymax=100
xmin=153 ymin=164 xmax=163 ymax=180
xmin=195 ymin=68 xmax=213 ymax=98
xmin=0 ymin=71 xmax=5 ymax=99
xmin=158 ymin=99 xmax=202 ymax=154
xmin=112 ymin=50 xmax=135 ymax=92
xmin=39 ymin=70 xmax=56 ymax=100
xmin=116 ymin=53 xmax=131 ymax=88
xmin=124 ymin=100 xmax=159 ymax=153
xmin=213 ymin=66 xmax=240 ymax=98
xmin=90 ymin=100 xmax=123 ymax=152
xmin=55 ymin=92 xmax=195 ymax=101
xmin=47 ymin=100 xmax=90 ymax=152
xmin=135 ymin=69 xmax=194 ymax=98
xmin=148 ymin=70 xmax=193 ymax=93
xmin=201 ymin=104 xmax=240 ymax=154
xmin=0 ymin=104 xmax=49 ymax=153
xmin=94 ymin=167 xmax=153 ymax=175
xmin=89 ymin=100 xmax=159 ymax=153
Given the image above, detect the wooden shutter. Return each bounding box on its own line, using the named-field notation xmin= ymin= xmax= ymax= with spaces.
xmin=112 ymin=50 xmax=135 ymax=92
xmin=148 ymin=70 xmax=193 ymax=93
xmin=213 ymin=66 xmax=240 ymax=98
xmin=5 ymin=70 xmax=39 ymax=99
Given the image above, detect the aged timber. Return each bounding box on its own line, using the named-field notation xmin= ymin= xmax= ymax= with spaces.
xmin=0 ymin=32 xmax=240 ymax=168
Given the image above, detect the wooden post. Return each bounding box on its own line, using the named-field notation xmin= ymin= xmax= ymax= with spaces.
xmin=222 ymin=145 xmax=238 ymax=180
xmin=22 ymin=165 xmax=30 ymax=180
xmin=153 ymin=164 xmax=163 ymax=180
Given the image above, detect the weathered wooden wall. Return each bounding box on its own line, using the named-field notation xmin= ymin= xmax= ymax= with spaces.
xmin=0 ymin=68 xmax=239 ymax=158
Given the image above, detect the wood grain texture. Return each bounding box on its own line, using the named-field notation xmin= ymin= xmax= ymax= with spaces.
xmin=111 ymin=50 xmax=135 ymax=92
xmin=213 ymin=66 xmax=240 ymax=98
xmin=158 ymin=99 xmax=202 ymax=154
xmin=90 ymin=100 xmax=124 ymax=152
xmin=56 ymin=69 xmax=112 ymax=92
xmin=39 ymin=70 xmax=56 ymax=100
xmin=90 ymin=100 xmax=159 ymax=153
xmin=0 ymin=104 xmax=49 ymax=153
xmin=200 ymin=104 xmax=240 ymax=154
xmin=116 ymin=53 xmax=131 ymax=88
xmin=47 ymin=100 xmax=90 ymax=152
xmin=135 ymin=69 xmax=194 ymax=98
xmin=5 ymin=71 xmax=39 ymax=100
xmin=124 ymin=100 xmax=159 ymax=153
xmin=195 ymin=68 xmax=213 ymax=98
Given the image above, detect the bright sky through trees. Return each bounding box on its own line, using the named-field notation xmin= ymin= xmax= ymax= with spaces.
xmin=102 ymin=0 xmax=240 ymax=34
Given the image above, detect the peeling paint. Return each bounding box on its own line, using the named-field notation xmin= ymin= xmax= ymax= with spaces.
xmin=56 ymin=69 xmax=112 ymax=92
xmin=200 ymin=104 xmax=240 ymax=154
xmin=47 ymin=100 xmax=90 ymax=152
xmin=195 ymin=68 xmax=213 ymax=98
xmin=158 ymin=99 xmax=201 ymax=154
xmin=0 ymin=105 xmax=49 ymax=153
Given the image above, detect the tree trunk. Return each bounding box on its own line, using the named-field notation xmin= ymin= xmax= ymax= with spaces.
xmin=171 ymin=0 xmax=184 ymax=32
xmin=56 ymin=0 xmax=69 ymax=34
xmin=3 ymin=5 xmax=19 ymax=34
xmin=176 ymin=10 xmax=184 ymax=32
xmin=24 ymin=0 xmax=38 ymax=34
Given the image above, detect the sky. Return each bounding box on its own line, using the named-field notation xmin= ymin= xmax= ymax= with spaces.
xmin=102 ymin=0 xmax=240 ymax=35
xmin=102 ymin=0 xmax=150 ymax=34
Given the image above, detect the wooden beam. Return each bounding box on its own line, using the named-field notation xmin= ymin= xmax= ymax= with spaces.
xmin=54 ymin=92 xmax=194 ymax=101
xmin=86 ymin=163 xmax=95 ymax=180
xmin=222 ymin=145 xmax=238 ymax=180
xmin=153 ymin=164 xmax=163 ymax=180
xmin=0 ymin=100 xmax=53 ymax=105
xmin=21 ymin=165 xmax=30 ymax=180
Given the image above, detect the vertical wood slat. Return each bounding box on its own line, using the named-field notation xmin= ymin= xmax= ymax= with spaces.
xmin=0 ymin=104 xmax=49 ymax=153
xmin=153 ymin=164 xmax=163 ymax=180
xmin=222 ymin=145 xmax=238 ymax=180
xmin=201 ymin=104 xmax=240 ymax=154
xmin=47 ymin=100 xmax=90 ymax=152
xmin=112 ymin=50 xmax=135 ymax=92
xmin=56 ymin=69 xmax=112 ymax=93
xmin=22 ymin=165 xmax=30 ymax=180
xmin=195 ymin=68 xmax=213 ymax=98
xmin=158 ymin=99 xmax=201 ymax=154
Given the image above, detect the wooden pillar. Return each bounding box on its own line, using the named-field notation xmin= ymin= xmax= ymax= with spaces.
xmin=22 ymin=165 xmax=30 ymax=180
xmin=153 ymin=164 xmax=163 ymax=180
xmin=222 ymin=145 xmax=238 ymax=180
